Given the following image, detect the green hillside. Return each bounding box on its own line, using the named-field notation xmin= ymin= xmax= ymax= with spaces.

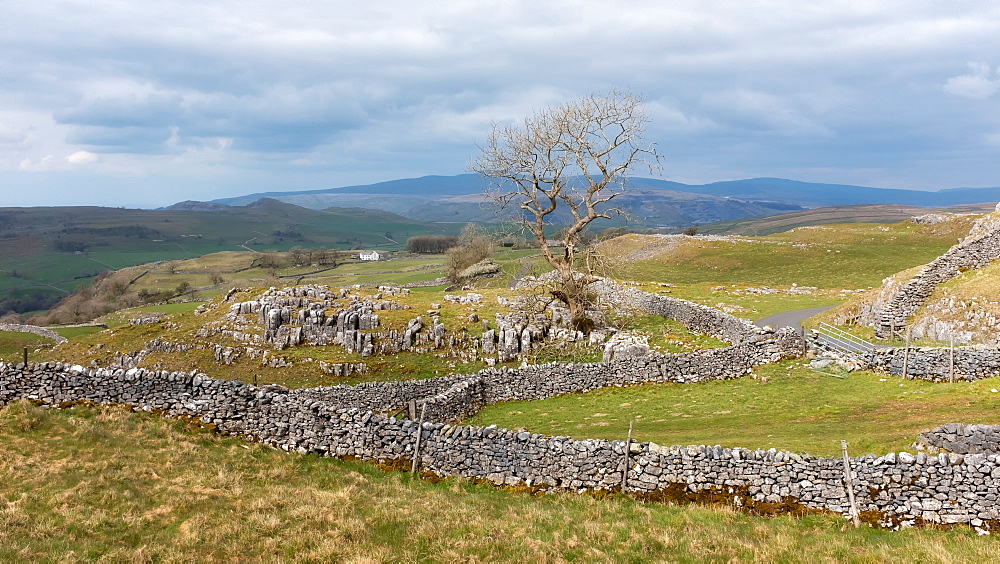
xmin=0 ymin=201 xmax=454 ymax=316
xmin=598 ymin=217 xmax=978 ymax=289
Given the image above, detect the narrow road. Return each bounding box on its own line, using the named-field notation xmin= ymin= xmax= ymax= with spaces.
xmin=754 ymin=305 xmax=836 ymax=330
xmin=509 ymin=261 xmax=535 ymax=289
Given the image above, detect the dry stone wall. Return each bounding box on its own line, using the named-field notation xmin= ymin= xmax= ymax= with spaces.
xmin=3 ymin=361 xmax=1000 ymax=531
xmin=875 ymin=207 xmax=1000 ymax=338
xmin=282 ymin=278 xmax=804 ymax=423
xmin=591 ymin=279 xmax=761 ymax=345
xmin=0 ymin=323 xmax=67 ymax=344
xmin=862 ymin=346 xmax=1000 ymax=382
xmin=288 ymin=329 xmax=799 ymax=425
xmin=917 ymin=423 xmax=1000 ymax=455
xmin=10 ymin=281 xmax=997 ymax=528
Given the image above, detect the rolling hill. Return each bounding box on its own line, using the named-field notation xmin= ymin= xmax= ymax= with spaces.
xmin=0 ymin=200 xmax=452 ymax=316
xmin=202 ymin=174 xmax=1000 ymax=227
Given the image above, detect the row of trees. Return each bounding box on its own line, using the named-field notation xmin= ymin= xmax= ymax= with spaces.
xmin=406 ymin=235 xmax=459 ymax=254
xmin=405 ymin=228 xmax=496 ymax=283
xmin=256 ymin=247 xmax=343 ymax=272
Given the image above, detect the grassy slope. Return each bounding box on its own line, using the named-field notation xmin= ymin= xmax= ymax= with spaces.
xmin=0 ymin=331 xmax=51 ymax=358
xmin=3 ymin=401 xmax=998 ymax=562
xmin=603 ymin=218 xmax=976 ymax=289
xmin=697 ymin=202 xmax=998 ymax=236
xmin=904 ymin=260 xmax=1000 ymax=336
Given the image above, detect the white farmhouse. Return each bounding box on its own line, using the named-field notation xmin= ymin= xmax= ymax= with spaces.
xmin=359 ymin=250 xmax=381 ymax=261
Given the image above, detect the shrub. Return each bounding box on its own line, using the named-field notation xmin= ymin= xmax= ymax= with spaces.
xmin=447 ymin=235 xmax=495 ymax=282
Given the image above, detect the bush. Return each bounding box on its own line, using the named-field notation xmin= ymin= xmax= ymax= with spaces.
xmin=447 ymin=235 xmax=495 ymax=282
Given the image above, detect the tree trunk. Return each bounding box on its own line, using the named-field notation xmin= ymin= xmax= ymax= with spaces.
xmin=551 ymin=263 xmax=594 ymax=334
xmin=567 ymin=295 xmax=593 ymax=334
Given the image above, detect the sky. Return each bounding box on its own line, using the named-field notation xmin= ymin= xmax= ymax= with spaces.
xmin=2 ymin=1 xmax=1000 ymax=208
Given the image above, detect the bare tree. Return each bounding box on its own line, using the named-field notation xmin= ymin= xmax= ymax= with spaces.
xmin=471 ymin=90 xmax=659 ymax=332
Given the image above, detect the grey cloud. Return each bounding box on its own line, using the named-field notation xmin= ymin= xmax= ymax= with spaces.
xmin=944 ymin=63 xmax=1000 ymax=99
xmin=0 ymin=123 xmax=30 ymax=144
xmin=56 ymin=92 xmax=185 ymax=128
xmin=66 ymin=126 xmax=176 ymax=153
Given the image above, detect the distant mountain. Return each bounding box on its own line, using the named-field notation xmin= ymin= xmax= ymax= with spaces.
xmin=200 ymin=175 xmax=1000 ymax=227
xmin=697 ymin=202 xmax=1000 ymax=236
xmin=164 ymin=200 xmax=232 ymax=211
xmin=211 ymin=174 xmax=489 ymax=213
xmin=628 ymin=177 xmax=1000 ymax=208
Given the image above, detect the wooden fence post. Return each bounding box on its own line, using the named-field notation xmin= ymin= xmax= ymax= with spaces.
xmin=410 ymin=401 xmax=427 ymax=477
xmin=23 ymin=346 xmax=28 ymax=366
xmin=841 ymin=440 xmax=861 ymax=528
xmin=622 ymin=419 xmax=634 ymax=492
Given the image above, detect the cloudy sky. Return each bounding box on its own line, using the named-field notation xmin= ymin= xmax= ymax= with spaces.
xmin=2 ymin=1 xmax=1000 ymax=208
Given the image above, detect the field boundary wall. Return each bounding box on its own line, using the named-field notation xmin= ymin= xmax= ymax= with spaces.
xmin=0 ymin=323 xmax=67 ymax=344
xmin=2 ymin=361 xmax=998 ymax=531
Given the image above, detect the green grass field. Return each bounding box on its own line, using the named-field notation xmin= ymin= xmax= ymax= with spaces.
xmin=602 ymin=219 xmax=975 ymax=289
xmin=466 ymin=359 xmax=1000 ymax=458
xmin=3 ymin=401 xmax=999 ymax=562
xmin=0 ymin=331 xmax=52 ymax=359
xmin=51 ymin=326 xmax=105 ymax=339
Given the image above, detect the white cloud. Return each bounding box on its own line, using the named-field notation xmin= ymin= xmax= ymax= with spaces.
xmin=66 ymin=150 xmax=99 ymax=164
xmin=18 ymin=155 xmax=55 ymax=171
xmin=944 ymin=62 xmax=1000 ymax=99
xmin=0 ymin=122 xmax=28 ymax=144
